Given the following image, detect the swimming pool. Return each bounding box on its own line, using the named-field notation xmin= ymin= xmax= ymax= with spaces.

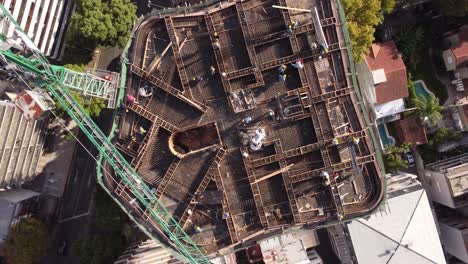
xmin=414 ymin=80 xmax=434 ymax=101
xmin=378 ymin=123 xmax=395 ymax=147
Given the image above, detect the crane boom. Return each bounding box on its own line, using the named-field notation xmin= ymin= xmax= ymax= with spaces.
xmin=0 ymin=4 xmax=210 ymax=264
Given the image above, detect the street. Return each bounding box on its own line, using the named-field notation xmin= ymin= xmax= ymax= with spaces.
xmin=40 ymin=110 xmax=114 ymax=264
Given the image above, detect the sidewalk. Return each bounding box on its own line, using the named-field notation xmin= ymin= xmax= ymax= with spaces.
xmin=36 ymin=120 xmax=78 ymax=198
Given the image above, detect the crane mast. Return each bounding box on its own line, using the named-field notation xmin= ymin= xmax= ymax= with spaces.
xmin=0 ymin=5 xmax=210 ymax=264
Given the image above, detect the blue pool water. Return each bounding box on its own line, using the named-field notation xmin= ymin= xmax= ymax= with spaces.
xmin=414 ymin=80 xmax=433 ymax=101
xmin=378 ymin=124 xmax=395 ymax=147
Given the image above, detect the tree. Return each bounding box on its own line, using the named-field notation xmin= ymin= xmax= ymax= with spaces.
xmin=64 ymin=64 xmax=86 ymax=72
xmin=73 ymin=234 xmax=124 ymax=264
xmin=394 ymin=27 xmax=424 ymax=70
xmin=381 ymin=0 xmax=395 ymax=14
xmin=342 ymin=0 xmax=382 ymax=63
xmin=412 ymin=94 xmax=443 ymax=126
xmin=428 ymin=127 xmax=462 ymax=147
xmin=383 ymin=143 xmax=411 ymax=173
xmin=68 ymin=0 xmax=137 ymax=48
xmin=0 ymin=218 xmax=48 ymax=264
xmin=54 ymin=92 xmax=106 ymax=119
xmin=434 ymin=0 xmax=468 ymax=17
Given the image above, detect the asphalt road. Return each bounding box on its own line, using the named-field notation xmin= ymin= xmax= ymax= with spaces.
xmin=40 ymin=110 xmax=114 ymax=264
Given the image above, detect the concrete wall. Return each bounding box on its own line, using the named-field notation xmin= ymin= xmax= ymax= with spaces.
xmin=422 ymin=170 xmax=456 ymax=208
xmin=355 ymin=61 xmax=377 ymax=107
xmin=439 ymin=222 xmax=468 ymax=263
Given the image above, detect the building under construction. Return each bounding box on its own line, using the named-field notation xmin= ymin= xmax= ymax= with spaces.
xmin=105 ymin=0 xmax=384 ymax=258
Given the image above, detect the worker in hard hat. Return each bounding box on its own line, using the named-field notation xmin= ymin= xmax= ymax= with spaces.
xmin=278 ymin=73 xmax=287 ymax=82
xmin=291 ymin=59 xmax=304 ymax=69
xmin=213 ymin=39 xmax=221 ymax=49
xmin=278 ymin=64 xmax=287 ymax=73
xmin=139 ymin=126 xmax=147 ymax=135
xmin=337 ymin=213 xmax=344 ymax=220
xmin=213 ymin=32 xmax=219 ymax=39
xmin=242 ymin=116 xmax=253 ymax=125
xmin=352 ymin=137 xmax=360 ymax=145
xmin=291 ymin=20 xmax=299 ymax=29
xmin=210 ymin=66 xmax=216 ymax=75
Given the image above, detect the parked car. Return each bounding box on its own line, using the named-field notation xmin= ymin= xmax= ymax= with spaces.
xmin=405 ymin=150 xmax=415 ymax=167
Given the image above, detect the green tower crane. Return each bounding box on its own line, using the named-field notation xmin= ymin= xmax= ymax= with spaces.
xmin=0 ymin=4 xmax=210 ymax=264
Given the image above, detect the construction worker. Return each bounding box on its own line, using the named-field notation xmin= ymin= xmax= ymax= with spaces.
xmin=213 ymin=39 xmax=221 ymax=49
xmin=278 ymin=64 xmax=287 ymax=73
xmin=213 ymin=32 xmax=219 ymax=39
xmin=287 ymin=20 xmax=298 ymax=33
xmin=320 ymin=43 xmax=328 ymax=54
xmin=292 ymin=20 xmax=299 ymax=29
xmin=126 ymin=94 xmax=138 ymax=104
xmin=190 ymin=76 xmax=203 ymax=87
xmin=278 ymin=73 xmax=287 ymax=82
xmin=210 ymin=66 xmax=216 ymax=75
xmin=195 ymin=226 xmax=203 ymax=233
xmin=291 ymin=59 xmax=304 ymax=69
xmin=221 ymin=71 xmax=227 ymax=77
xmin=242 ymin=116 xmax=252 ymax=125
xmin=139 ymin=126 xmax=147 ymax=135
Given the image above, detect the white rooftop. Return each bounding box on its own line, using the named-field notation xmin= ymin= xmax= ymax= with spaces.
xmin=259 ymin=232 xmax=312 ymax=264
xmin=372 ymin=69 xmax=387 ymax=85
xmin=375 ymin=98 xmax=406 ymax=119
xmin=347 ymin=174 xmax=446 ymax=264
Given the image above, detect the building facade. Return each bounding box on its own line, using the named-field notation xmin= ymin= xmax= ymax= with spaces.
xmin=330 ymin=172 xmax=446 ymax=264
xmin=0 ymin=188 xmax=39 ymax=243
xmin=438 ymin=212 xmax=468 ymax=263
xmin=423 ymin=153 xmax=468 ymax=209
xmin=0 ymin=0 xmax=74 ymax=60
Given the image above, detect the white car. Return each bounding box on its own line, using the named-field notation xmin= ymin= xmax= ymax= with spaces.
xmin=405 ymin=151 xmax=415 ymax=167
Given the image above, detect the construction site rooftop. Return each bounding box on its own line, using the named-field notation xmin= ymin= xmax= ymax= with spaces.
xmin=105 ymin=0 xmax=384 ymax=257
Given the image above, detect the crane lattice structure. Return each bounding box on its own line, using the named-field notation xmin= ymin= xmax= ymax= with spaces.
xmin=0 ymin=5 xmax=210 ymax=264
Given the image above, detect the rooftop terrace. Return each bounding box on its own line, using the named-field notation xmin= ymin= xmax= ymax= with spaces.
xmin=104 ymin=0 xmax=384 ymax=257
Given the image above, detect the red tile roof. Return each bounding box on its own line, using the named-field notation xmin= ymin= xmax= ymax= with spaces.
xmin=364 ymin=41 xmax=408 ymax=104
xmin=452 ymin=30 xmax=468 ymax=67
xmin=395 ymin=116 xmax=427 ymax=145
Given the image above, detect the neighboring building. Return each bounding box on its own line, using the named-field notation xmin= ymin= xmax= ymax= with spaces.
xmin=0 ymin=103 xmax=46 ymax=190
xmin=343 ymin=172 xmax=446 ymax=264
xmin=245 ymin=229 xmax=321 ymax=264
xmin=442 ymin=29 xmax=468 ymax=92
xmin=423 ymin=153 xmax=468 ymax=209
xmin=438 ymin=210 xmax=468 ymax=263
xmin=394 ymin=115 xmax=428 ymax=145
xmin=0 ymin=0 xmax=74 ymax=60
xmin=356 ymin=41 xmax=409 ymax=123
xmin=114 ymin=240 xmax=185 ymax=264
xmin=449 ymin=97 xmax=468 ymax=132
xmin=0 ymin=188 xmax=39 ymax=243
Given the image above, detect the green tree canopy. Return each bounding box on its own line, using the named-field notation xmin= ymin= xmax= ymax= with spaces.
xmin=342 ymin=0 xmax=382 ymax=63
xmin=383 ymin=143 xmax=411 ymax=173
xmin=63 ymin=64 xmax=86 ymax=72
xmin=395 ymin=27 xmax=424 ymax=70
xmin=428 ymin=127 xmax=462 ymax=147
xmin=73 ymin=234 xmax=124 ymax=264
xmin=381 ymin=0 xmax=396 ymax=14
xmin=434 ymin=0 xmax=468 ymax=17
xmin=412 ymin=94 xmax=443 ymax=126
xmin=0 ymin=218 xmax=48 ymax=264
xmin=55 ymin=92 xmax=106 ymax=119
xmin=69 ymin=0 xmax=137 ymax=48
